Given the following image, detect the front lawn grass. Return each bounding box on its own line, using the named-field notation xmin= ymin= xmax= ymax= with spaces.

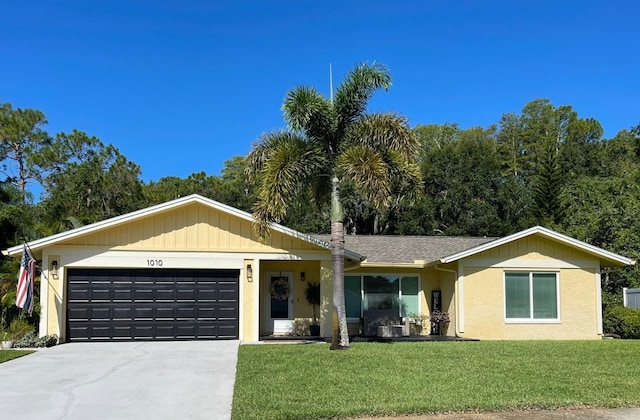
xmin=0 ymin=349 xmax=33 ymax=363
xmin=232 ymin=341 xmax=640 ymax=419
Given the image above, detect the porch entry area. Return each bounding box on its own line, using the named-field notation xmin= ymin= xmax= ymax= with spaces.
xmin=345 ymin=274 xmax=420 ymax=336
xmin=265 ymin=271 xmax=294 ymax=335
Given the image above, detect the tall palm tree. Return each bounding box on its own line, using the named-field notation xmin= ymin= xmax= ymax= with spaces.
xmin=247 ymin=63 xmax=422 ymax=349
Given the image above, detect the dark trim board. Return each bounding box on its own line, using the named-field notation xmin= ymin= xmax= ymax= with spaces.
xmin=66 ymin=268 xmax=240 ymax=341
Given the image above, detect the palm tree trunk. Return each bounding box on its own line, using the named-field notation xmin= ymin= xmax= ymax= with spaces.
xmin=330 ymin=176 xmax=349 ymax=349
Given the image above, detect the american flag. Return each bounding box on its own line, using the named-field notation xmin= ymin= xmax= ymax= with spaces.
xmin=16 ymin=244 xmax=35 ymax=316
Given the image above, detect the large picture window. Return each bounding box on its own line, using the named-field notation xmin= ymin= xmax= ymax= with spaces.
xmin=505 ymin=272 xmax=558 ymax=321
xmin=345 ymin=274 xmax=419 ymax=319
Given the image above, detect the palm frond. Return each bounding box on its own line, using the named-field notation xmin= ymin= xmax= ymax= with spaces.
xmin=334 ymin=63 xmax=392 ymax=129
xmin=385 ymin=151 xmax=423 ymax=204
xmin=282 ymin=86 xmax=334 ymax=142
xmin=248 ymin=131 xmax=326 ymax=239
xmin=346 ymin=113 xmax=419 ymax=161
xmin=245 ymin=131 xmax=300 ymax=183
xmin=337 ymin=145 xmax=390 ymax=208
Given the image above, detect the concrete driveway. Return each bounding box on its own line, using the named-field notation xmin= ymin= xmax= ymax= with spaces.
xmin=0 ymin=341 xmax=239 ymax=420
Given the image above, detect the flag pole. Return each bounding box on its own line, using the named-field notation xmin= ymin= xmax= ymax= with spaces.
xmin=329 ymin=63 xmax=333 ymax=103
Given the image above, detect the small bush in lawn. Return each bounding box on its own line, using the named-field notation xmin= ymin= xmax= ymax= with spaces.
xmin=9 ymin=318 xmax=34 ymax=342
xmin=604 ymin=306 xmax=640 ymax=338
xmin=15 ymin=332 xmax=58 ymax=348
xmin=40 ymin=334 xmax=59 ymax=347
xmin=15 ymin=331 xmax=39 ymax=348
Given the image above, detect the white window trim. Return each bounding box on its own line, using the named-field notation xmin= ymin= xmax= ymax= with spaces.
xmin=504 ymin=271 xmax=560 ymax=323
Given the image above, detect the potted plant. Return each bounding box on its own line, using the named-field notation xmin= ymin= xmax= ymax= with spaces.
xmin=1 ymin=329 xmax=14 ymax=349
xmin=304 ymin=281 xmax=321 ymax=336
xmin=406 ymin=312 xmax=428 ymax=335
xmin=4 ymin=318 xmax=34 ymax=348
xmin=429 ymin=310 xmax=450 ymax=336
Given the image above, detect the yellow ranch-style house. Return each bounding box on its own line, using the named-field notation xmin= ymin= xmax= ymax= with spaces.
xmin=3 ymin=195 xmax=634 ymax=342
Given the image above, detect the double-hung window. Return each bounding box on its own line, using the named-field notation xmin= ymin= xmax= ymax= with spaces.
xmin=504 ymin=272 xmax=559 ymax=322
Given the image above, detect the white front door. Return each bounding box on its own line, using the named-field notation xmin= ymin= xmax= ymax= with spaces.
xmin=266 ymin=272 xmax=294 ymax=334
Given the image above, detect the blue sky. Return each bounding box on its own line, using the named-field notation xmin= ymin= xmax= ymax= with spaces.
xmin=2 ymin=1 xmax=639 ymax=187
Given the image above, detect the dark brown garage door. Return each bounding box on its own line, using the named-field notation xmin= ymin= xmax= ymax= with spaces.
xmin=66 ymin=268 xmax=239 ymax=341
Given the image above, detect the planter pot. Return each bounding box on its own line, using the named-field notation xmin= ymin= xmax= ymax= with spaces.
xmin=309 ymin=325 xmax=320 ymax=336
xmin=1 ymin=340 xmax=14 ymax=349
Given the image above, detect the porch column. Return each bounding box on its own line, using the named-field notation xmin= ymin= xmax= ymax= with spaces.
xmin=242 ymin=258 xmax=260 ymax=342
xmin=319 ymin=259 xmax=333 ymax=337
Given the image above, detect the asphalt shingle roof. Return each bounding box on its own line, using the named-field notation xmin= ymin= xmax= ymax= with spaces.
xmin=311 ymin=234 xmax=497 ymax=265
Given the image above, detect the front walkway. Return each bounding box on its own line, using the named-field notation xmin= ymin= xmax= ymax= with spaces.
xmin=0 ymin=341 xmax=239 ymax=420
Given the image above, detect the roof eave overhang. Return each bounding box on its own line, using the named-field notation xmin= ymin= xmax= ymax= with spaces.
xmin=359 ymin=260 xmax=427 ymax=269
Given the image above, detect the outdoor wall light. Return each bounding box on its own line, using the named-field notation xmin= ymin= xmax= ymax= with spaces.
xmin=300 ymin=271 xmax=305 ymax=282
xmin=247 ymin=264 xmax=253 ymax=282
xmin=51 ymin=260 xmax=59 ymax=279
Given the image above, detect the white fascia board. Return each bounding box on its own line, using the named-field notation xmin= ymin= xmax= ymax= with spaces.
xmin=439 ymin=226 xmax=635 ymax=267
xmin=4 ymin=194 xmax=364 ymax=262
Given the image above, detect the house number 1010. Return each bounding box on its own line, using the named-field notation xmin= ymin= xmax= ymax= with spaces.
xmin=147 ymin=259 xmax=163 ymax=267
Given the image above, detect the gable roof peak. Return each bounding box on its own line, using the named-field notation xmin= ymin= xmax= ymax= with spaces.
xmin=440 ymin=225 xmax=635 ymax=266
xmin=3 ymin=194 xmax=362 ymax=261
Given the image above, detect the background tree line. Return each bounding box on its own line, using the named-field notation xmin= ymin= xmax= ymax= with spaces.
xmin=2 ymin=97 xmax=640 ymax=327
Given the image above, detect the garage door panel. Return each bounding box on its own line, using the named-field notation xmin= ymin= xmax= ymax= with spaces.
xmin=113 ymin=307 xmax=133 ymax=319
xmin=134 ymin=325 xmax=154 ymax=338
xmin=66 ymin=268 xmax=239 ymax=341
xmin=197 ymin=324 xmax=216 ymax=337
xmin=156 ymin=288 xmax=176 ymax=301
xmin=198 ymin=289 xmax=217 ymax=301
xmin=197 ymin=307 xmax=216 ymax=318
xmin=68 ymin=287 xmax=90 ymax=301
xmin=134 ymin=307 xmax=154 ymax=319
xmin=176 ymin=324 xmax=196 ymax=337
xmin=217 ymin=325 xmax=238 ymax=338
xmin=91 ymin=288 xmax=111 ymax=301
xmin=177 ymin=289 xmax=196 ymax=300
xmin=91 ymin=307 xmax=111 ymax=320
xmin=134 ymin=289 xmax=154 ymax=301
xmin=218 ymin=309 xmax=238 ymax=320
xmin=177 ymin=307 xmax=196 ymax=318
xmin=113 ymin=288 xmax=133 ymax=301
xmin=218 ymin=289 xmax=238 ymax=301
xmin=156 ymin=325 xmax=176 ymax=338
xmin=68 ymin=325 xmax=90 ymax=339
xmin=113 ymin=326 xmax=133 ymax=338
xmin=156 ymin=307 xmax=175 ymax=319
xmin=68 ymin=307 xmax=90 ymax=320
xmin=91 ymin=326 xmax=111 ymax=338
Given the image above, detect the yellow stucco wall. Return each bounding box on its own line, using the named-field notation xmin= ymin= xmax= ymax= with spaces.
xmin=242 ymin=259 xmax=256 ymax=341
xmin=463 ymin=266 xmax=598 ymax=339
xmin=461 ymin=235 xmax=601 ymax=340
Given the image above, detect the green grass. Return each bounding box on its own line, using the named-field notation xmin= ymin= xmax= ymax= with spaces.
xmin=0 ymin=349 xmax=33 ymax=363
xmin=231 ymin=341 xmax=640 ymax=419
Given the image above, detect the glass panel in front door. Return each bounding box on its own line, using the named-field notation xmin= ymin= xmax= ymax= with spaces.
xmin=270 ymin=276 xmax=290 ymax=318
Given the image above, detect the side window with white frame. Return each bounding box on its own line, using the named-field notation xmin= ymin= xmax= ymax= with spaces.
xmin=504 ymin=272 xmax=559 ymax=322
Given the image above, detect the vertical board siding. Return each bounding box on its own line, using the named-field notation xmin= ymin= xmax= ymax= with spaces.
xmin=478 ymin=236 xmax=592 ymax=261
xmin=58 ymin=203 xmax=323 ymax=253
